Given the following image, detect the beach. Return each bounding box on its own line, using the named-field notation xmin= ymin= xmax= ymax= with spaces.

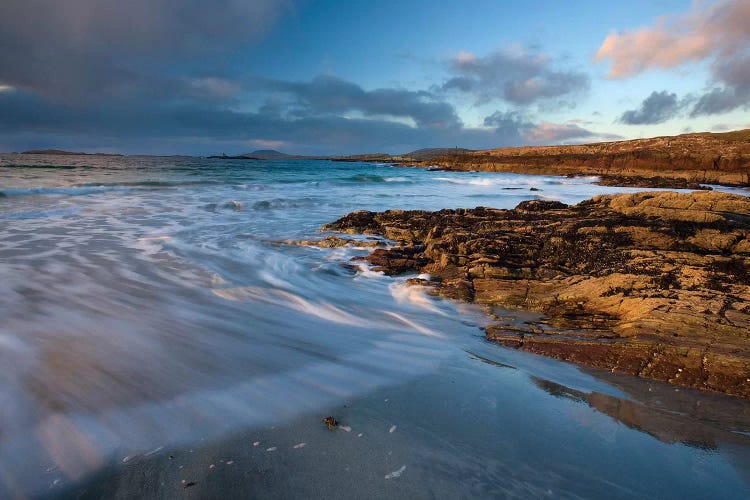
xmin=2 ymin=154 xmax=750 ymax=498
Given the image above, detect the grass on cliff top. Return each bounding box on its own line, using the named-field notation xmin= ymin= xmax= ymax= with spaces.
xmin=712 ymin=129 xmax=750 ymax=142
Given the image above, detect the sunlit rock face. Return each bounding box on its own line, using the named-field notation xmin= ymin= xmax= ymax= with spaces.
xmin=325 ymin=191 xmax=750 ymax=397
xmin=414 ymin=130 xmax=750 ymax=187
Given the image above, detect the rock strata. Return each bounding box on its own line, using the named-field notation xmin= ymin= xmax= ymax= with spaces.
xmin=323 ymin=191 xmax=750 ymax=398
xmin=410 ymin=129 xmax=750 ymax=187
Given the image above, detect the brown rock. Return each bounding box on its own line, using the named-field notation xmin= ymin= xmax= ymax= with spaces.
xmin=322 ymin=416 xmax=338 ymax=430
xmin=404 ymin=129 xmax=750 ymax=187
xmin=324 ymin=191 xmax=750 ymax=398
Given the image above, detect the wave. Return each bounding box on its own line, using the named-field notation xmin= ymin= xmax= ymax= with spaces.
xmin=0 ymin=186 xmax=131 ymax=197
xmin=0 ymin=208 xmax=79 ymax=220
xmin=252 ymin=197 xmax=321 ymax=210
xmin=343 ymin=174 xmax=410 ymax=183
xmin=0 ymin=179 xmax=230 ymax=197
xmin=204 ymin=201 xmax=244 ymax=212
xmin=545 ymin=175 xmax=600 ymax=185
xmin=434 ymin=177 xmax=523 ymax=187
xmin=0 ymin=164 xmax=85 ymax=169
xmin=74 ymin=179 xmax=225 ymax=188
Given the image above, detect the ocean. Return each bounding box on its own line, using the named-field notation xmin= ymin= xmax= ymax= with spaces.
xmin=1 ymin=154 xmax=749 ymax=499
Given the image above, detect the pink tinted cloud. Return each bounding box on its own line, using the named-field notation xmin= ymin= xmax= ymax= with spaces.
xmin=523 ymin=121 xmax=590 ymax=143
xmin=523 ymin=121 xmax=622 ymax=145
xmin=595 ymin=0 xmax=750 ymax=79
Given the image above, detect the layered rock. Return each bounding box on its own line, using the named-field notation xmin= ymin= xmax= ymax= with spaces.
xmin=323 ymin=191 xmax=750 ymax=398
xmin=407 ymin=130 xmax=750 ymax=187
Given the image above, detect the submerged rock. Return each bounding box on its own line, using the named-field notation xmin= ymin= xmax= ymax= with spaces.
xmin=324 ymin=191 xmax=750 ymax=398
xmin=279 ymin=235 xmax=383 ymax=248
xmin=322 ymin=416 xmax=339 ymax=430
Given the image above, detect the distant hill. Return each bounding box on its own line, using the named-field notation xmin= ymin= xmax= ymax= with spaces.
xmin=208 ymin=148 xmax=475 ymax=162
xmin=21 ymin=149 xmax=123 ymax=156
xmin=247 ymin=150 xmax=289 ymax=157
xmin=208 ymin=150 xmax=293 ymax=160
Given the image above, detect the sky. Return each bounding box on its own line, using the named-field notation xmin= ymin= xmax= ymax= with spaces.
xmin=0 ymin=0 xmax=748 ymax=155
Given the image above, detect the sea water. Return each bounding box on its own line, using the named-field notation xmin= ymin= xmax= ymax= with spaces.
xmin=1 ymin=155 xmax=749 ymax=498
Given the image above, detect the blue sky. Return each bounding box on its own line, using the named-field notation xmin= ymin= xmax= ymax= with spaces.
xmin=0 ymin=0 xmax=748 ymax=155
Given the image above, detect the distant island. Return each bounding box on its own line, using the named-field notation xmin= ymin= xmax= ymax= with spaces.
xmin=207 ymin=147 xmax=473 ymax=162
xmin=208 ymin=149 xmax=292 ymax=160
xmin=20 ymin=149 xmax=123 ymax=156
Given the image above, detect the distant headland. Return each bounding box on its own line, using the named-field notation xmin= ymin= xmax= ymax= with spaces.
xmin=207 ymin=147 xmax=473 ymax=162
xmin=20 ymin=149 xmax=123 ymax=156
xmin=407 ymin=129 xmax=750 ymax=187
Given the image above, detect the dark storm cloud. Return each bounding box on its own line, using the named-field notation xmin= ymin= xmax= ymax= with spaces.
xmin=0 ymin=89 xmax=503 ymax=154
xmin=441 ymin=48 xmax=590 ymax=106
xmin=691 ymin=50 xmax=750 ymax=116
xmin=618 ymin=90 xmax=681 ymax=125
xmin=253 ymin=75 xmax=461 ymax=129
xmin=1 ymin=83 xmax=624 ymax=154
xmin=483 ymin=111 xmax=533 ymax=143
xmin=0 ymin=0 xmax=288 ymax=100
xmin=0 ymin=0 xmax=489 ymax=154
xmin=0 ymin=1 xmax=606 ymax=154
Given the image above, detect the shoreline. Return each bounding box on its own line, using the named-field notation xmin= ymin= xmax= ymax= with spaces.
xmin=314 ymin=190 xmax=750 ymax=398
xmin=395 ymin=129 xmax=750 ymax=188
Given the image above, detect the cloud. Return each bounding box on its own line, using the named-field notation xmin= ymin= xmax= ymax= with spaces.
xmin=0 ymin=1 xmax=471 ymax=154
xmin=0 ymin=88 xmax=500 ymax=155
xmin=254 ymin=75 xmax=461 ymax=129
xmin=595 ymin=0 xmax=749 ymax=78
xmin=483 ymin=111 xmax=621 ymax=146
xmin=524 ymin=122 xmax=594 ymax=144
xmin=441 ymin=46 xmax=590 ymax=106
xmin=0 ymin=0 xmax=289 ymax=101
xmin=483 ymin=111 xmax=534 ymax=143
xmin=595 ymin=0 xmax=750 ymax=116
xmin=618 ymin=90 xmax=681 ymax=125
xmin=0 ymin=3 xmax=612 ymax=154
xmin=595 ymin=28 xmax=711 ymax=80
xmin=691 ymin=50 xmax=750 ymax=115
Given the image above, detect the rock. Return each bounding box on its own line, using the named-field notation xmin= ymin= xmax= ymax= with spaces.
xmin=595 ymin=175 xmax=711 ymax=190
xmin=404 ymin=129 xmax=750 ymax=187
xmin=278 ymin=235 xmax=382 ymax=248
xmin=324 ymin=191 xmax=750 ymax=398
xmin=223 ymin=200 xmax=243 ymax=210
xmin=322 ymin=416 xmax=338 ymax=430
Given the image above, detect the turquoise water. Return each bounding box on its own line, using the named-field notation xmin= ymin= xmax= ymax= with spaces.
xmin=1 ymin=154 xmax=749 ymax=499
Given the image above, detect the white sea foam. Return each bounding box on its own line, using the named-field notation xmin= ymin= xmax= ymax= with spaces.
xmin=389 ymin=282 xmax=445 ymax=315
xmin=354 ymin=262 xmax=386 ymax=278
xmin=385 ymin=465 xmax=406 ymax=479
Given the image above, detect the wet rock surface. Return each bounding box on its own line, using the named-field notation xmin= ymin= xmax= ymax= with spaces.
xmin=323 ymin=191 xmax=750 ymax=398
xmin=277 ymin=235 xmax=384 ymax=248
xmin=322 ymin=416 xmax=339 ymax=430
xmin=594 ymin=175 xmax=712 ymax=190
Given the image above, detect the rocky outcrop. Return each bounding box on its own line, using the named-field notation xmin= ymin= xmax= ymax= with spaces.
xmin=595 ymin=175 xmax=711 ymax=190
xmin=323 ymin=191 xmax=750 ymax=398
xmin=408 ymin=130 xmax=750 ymax=187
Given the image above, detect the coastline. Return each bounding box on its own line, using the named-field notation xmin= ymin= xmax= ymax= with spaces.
xmin=315 ymin=190 xmax=750 ymax=398
xmin=396 ymin=129 xmax=750 ymax=188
